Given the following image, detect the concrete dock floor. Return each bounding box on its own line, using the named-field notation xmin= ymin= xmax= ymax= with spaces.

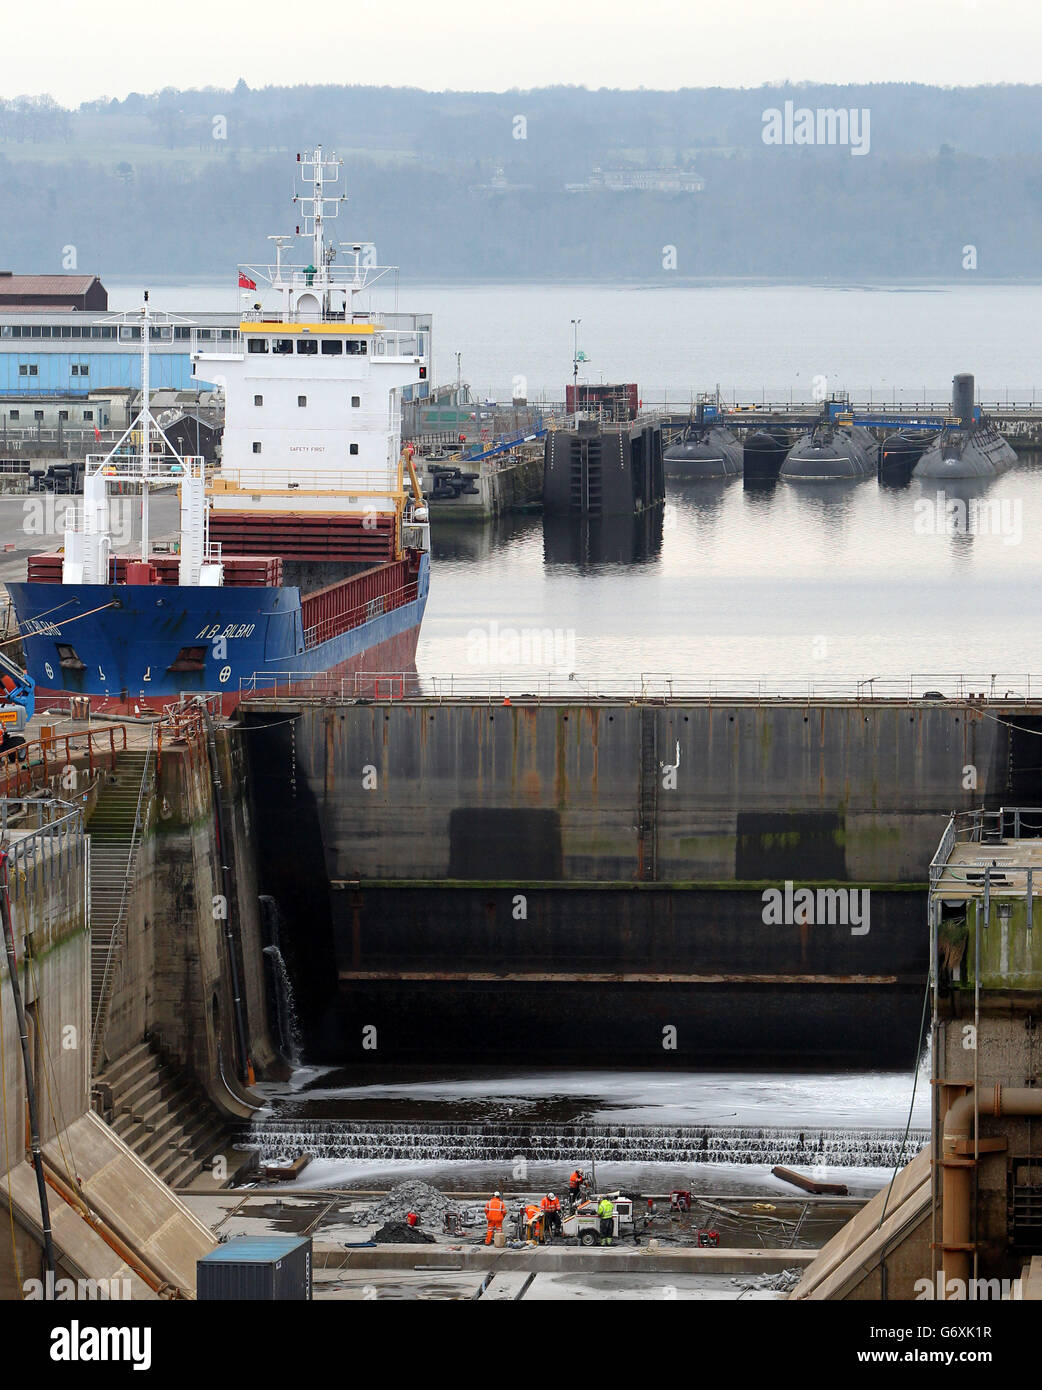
xmin=176 ymin=1189 xmax=815 ymax=1300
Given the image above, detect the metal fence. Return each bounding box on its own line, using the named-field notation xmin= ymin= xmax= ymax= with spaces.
xmin=237 ymin=670 xmax=1042 ymax=706
xmin=929 ymin=806 xmax=1042 ymax=889
xmin=1 ymin=797 xmax=84 ymax=905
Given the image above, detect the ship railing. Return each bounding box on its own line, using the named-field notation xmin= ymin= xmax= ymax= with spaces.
xmin=299 ymin=579 xmax=420 ymax=652
xmin=83 ymin=453 xmax=204 ymax=482
xmin=237 ymin=262 xmax=411 ymax=293
xmin=237 ymin=301 xmax=431 ymax=333
xmin=0 ymin=723 xmax=128 ymax=799
xmin=218 ymin=467 xmax=401 ymax=495
xmin=237 ymin=671 xmax=1042 ymax=707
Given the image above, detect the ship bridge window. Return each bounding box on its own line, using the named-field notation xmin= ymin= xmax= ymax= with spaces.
xmin=351 ymin=396 xmax=361 ymax=408
xmin=321 ymin=339 xmax=343 ymax=356
xmin=252 ymin=442 xmax=262 ymax=454
xmin=272 ymin=338 xmax=294 ymax=355
xmin=254 ymin=394 xmax=263 ymax=407
xmin=296 ymin=339 xmax=318 ymax=356
xmin=346 ymin=340 xmax=367 ymax=355
xmin=167 ymin=646 xmax=207 ymax=673
xmin=349 ymin=443 xmax=359 ymax=455
xmin=297 ymin=395 xmax=307 ymax=408
xmin=55 ymin=644 xmax=86 ymax=672
xmin=247 ymin=338 xmax=269 ymax=354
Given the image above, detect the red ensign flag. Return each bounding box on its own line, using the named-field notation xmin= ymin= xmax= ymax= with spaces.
xmin=238 ymin=272 xmax=257 ymax=290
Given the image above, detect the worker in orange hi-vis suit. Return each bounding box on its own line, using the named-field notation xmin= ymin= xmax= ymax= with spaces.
xmin=484 ymin=1191 xmax=506 ymax=1245
xmin=524 ymin=1203 xmax=545 ymax=1244
xmin=540 ymin=1192 xmax=562 ymax=1239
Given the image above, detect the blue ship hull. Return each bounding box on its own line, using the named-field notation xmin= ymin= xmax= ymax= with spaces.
xmin=7 ymin=552 xmax=429 ymax=711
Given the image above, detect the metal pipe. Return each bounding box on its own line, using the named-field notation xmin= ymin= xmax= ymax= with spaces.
xmin=0 ymin=851 xmax=56 ymax=1290
xmin=941 ymin=1086 xmax=1042 ymax=1293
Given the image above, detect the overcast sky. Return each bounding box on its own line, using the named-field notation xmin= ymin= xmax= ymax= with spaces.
xmin=11 ymin=0 xmax=1042 ymax=105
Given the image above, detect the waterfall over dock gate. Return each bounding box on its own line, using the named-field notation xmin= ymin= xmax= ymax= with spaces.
xmin=241 ymin=1119 xmax=927 ymax=1169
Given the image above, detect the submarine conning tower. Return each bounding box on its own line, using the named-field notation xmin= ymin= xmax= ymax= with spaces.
xmin=952 ymin=372 xmax=976 ymax=428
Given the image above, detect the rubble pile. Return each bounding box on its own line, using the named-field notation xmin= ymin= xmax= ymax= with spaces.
xmin=363 ymin=1180 xmax=460 ymax=1227
xmin=734 ymin=1266 xmax=804 ymax=1293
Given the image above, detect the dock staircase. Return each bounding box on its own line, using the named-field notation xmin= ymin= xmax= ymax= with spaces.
xmin=94 ymin=1038 xmax=246 ymax=1188
xmin=88 ymin=745 xmax=152 ymax=1070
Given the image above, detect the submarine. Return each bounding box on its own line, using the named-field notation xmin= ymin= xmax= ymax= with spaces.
xmin=663 ymin=408 xmax=743 ymax=479
xmin=913 ymin=374 xmax=1016 ymax=480
xmin=878 ymin=429 xmax=933 ymax=488
xmin=743 ymin=427 xmax=790 ymax=482
xmin=780 ymin=422 xmax=879 ymax=480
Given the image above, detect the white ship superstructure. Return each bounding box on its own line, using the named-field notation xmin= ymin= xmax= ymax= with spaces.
xmin=195 ymin=148 xmax=431 ymax=557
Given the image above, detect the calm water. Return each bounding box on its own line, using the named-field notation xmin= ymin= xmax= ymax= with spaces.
xmin=417 ymin=463 xmax=1042 ymax=682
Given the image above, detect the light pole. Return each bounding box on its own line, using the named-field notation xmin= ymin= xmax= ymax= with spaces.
xmin=571 ymin=318 xmax=581 ymax=427
xmin=455 ymin=352 xmax=462 ymax=406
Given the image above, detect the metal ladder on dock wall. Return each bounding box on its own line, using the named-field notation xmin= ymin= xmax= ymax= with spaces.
xmin=89 ymin=741 xmax=154 ymax=1071
xmin=638 ymin=706 xmax=658 ymax=880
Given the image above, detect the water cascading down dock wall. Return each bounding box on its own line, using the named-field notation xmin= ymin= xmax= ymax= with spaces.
xmin=241 ymin=694 xmax=1041 ymax=1066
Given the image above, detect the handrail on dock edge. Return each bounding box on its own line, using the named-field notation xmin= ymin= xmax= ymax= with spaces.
xmin=236 ymin=671 xmax=1042 ymax=706
xmin=0 ymin=724 xmax=128 ymax=798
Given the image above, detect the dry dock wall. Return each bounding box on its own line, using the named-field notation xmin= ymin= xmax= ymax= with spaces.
xmin=256 ymin=700 xmax=1013 ymax=882
xmin=243 ymin=698 xmax=1029 ymax=1064
xmin=100 ymin=734 xmax=277 ymax=1110
xmin=0 ymin=799 xmax=215 ymax=1297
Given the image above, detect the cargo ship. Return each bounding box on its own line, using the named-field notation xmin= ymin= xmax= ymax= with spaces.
xmin=7 ymin=149 xmax=431 ymax=713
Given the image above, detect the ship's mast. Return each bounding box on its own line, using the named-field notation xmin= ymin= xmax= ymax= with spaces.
xmin=140 ymin=292 xmax=151 ymax=560
xmin=293 ymin=146 xmax=346 ymax=311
